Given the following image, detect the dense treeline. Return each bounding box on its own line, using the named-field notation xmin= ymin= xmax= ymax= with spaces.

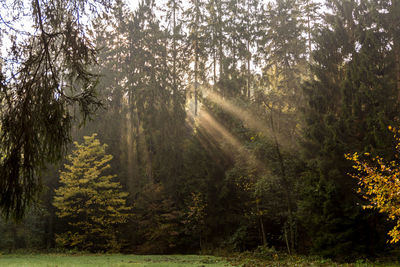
xmin=1 ymin=0 xmax=400 ymax=261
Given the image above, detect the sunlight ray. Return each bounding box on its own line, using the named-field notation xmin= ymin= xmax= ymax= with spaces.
xmin=203 ymin=89 xmax=271 ymax=137
xmin=198 ymin=109 xmax=265 ymax=170
xmin=201 ymin=88 xmax=295 ymax=152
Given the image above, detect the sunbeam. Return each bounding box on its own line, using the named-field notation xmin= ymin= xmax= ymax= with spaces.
xmin=198 ymin=109 xmax=265 ymax=170
xmin=203 ymin=89 xmax=271 ymax=136
xmin=201 ymin=87 xmax=296 ymax=152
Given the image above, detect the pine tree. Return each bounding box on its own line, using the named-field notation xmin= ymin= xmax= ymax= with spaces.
xmin=53 ymin=134 xmax=130 ymax=252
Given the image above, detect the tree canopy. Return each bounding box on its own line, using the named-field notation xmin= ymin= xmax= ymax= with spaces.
xmin=0 ymin=0 xmax=109 ymax=219
xmin=1 ymin=0 xmax=400 ymax=261
xmin=346 ymin=126 xmax=400 ymax=244
xmin=53 ymin=134 xmax=130 ymax=252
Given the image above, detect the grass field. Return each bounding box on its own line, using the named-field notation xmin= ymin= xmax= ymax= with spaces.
xmin=227 ymin=253 xmax=400 ymax=267
xmin=0 ymin=254 xmax=233 ymax=267
xmin=2 ymin=253 xmax=400 ymax=267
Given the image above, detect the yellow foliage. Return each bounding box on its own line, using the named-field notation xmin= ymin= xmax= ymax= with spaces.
xmin=345 ymin=126 xmax=400 ymax=243
xmin=53 ymin=134 xmax=130 ymax=252
xmin=185 ymin=192 xmax=207 ymax=231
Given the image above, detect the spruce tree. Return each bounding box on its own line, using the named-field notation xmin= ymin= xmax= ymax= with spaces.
xmin=184 ymin=0 xmax=207 ymax=115
xmin=0 ymin=0 xmax=108 ymax=219
xmin=299 ymin=0 xmax=399 ymax=259
xmin=53 ymin=134 xmax=130 ymax=252
xmin=252 ymin=0 xmax=310 ymax=253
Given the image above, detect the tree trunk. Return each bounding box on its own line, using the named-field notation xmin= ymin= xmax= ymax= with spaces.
xmin=306 ymin=0 xmax=312 ymax=62
xmin=396 ymin=42 xmax=400 ymax=102
xmin=194 ymin=0 xmax=199 ymax=116
xmin=12 ymin=223 xmax=17 ymax=252
xmin=392 ymin=0 xmax=400 ymax=102
xmin=247 ymin=0 xmax=251 ymax=99
xmin=213 ymin=41 xmax=217 ymax=85
xmin=195 ymin=44 xmax=198 ymax=116
xmin=173 ymin=1 xmax=177 ymax=94
xmin=256 ymin=199 xmax=267 ymax=246
xmin=247 ymin=44 xmax=251 ymax=99
xmin=265 ymin=103 xmax=295 ymax=254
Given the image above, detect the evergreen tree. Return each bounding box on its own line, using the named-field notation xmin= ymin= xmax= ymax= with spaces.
xmin=0 ymin=0 xmax=108 ymax=219
xmin=251 ymin=0 xmax=311 ymax=253
xmin=83 ymin=0 xmax=131 ymax=192
xmin=299 ymin=0 xmax=321 ymax=60
xmin=125 ymin=0 xmax=188 ymax=191
xmin=134 ymin=183 xmax=184 ymax=253
xmin=53 ymin=134 xmax=130 ymax=252
xmin=299 ymin=0 xmax=399 ymax=259
xmin=184 ymin=0 xmax=207 ymax=115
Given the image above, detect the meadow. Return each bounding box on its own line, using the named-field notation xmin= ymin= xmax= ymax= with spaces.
xmin=1 ymin=253 xmax=400 ymax=267
xmin=0 ymin=254 xmax=231 ymax=267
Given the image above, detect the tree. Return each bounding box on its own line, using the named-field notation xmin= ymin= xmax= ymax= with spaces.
xmin=125 ymin=0 xmax=188 ymax=189
xmin=84 ymin=0 xmax=131 ymax=191
xmin=299 ymin=0 xmax=321 ymax=61
xmin=346 ymin=126 xmax=400 ymax=243
xmin=134 ymin=183 xmax=183 ymax=253
xmin=253 ymin=0 xmax=310 ymax=253
xmin=184 ymin=0 xmax=207 ymax=115
xmin=184 ymin=192 xmax=207 ymax=249
xmin=299 ymin=0 xmax=399 ymax=259
xmin=53 ymin=134 xmax=130 ymax=252
xmin=0 ymin=0 xmax=110 ymax=219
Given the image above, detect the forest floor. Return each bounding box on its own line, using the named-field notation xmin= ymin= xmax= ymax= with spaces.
xmin=0 ymin=253 xmax=400 ymax=267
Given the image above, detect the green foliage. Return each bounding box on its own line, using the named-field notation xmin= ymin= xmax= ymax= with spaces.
xmin=53 ymin=134 xmax=130 ymax=252
xmin=134 ymin=183 xmax=183 ymax=254
xmin=183 ymin=192 xmax=207 ymax=249
xmin=2 ymin=0 xmax=400 ymax=260
xmin=0 ymin=206 xmax=47 ymax=252
xmin=299 ymin=0 xmax=400 ymax=259
xmin=0 ymin=0 xmax=107 ymax=219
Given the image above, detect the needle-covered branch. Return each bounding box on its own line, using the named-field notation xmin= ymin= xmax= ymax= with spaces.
xmin=0 ymin=0 xmax=110 ymax=219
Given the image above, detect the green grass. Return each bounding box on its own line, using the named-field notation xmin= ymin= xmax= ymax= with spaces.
xmin=225 ymin=253 xmax=400 ymax=267
xmin=0 ymin=254 xmax=233 ymax=267
xmin=2 ymin=253 xmax=400 ymax=267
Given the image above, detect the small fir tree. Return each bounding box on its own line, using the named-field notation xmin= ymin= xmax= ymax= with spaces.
xmin=53 ymin=134 xmax=130 ymax=252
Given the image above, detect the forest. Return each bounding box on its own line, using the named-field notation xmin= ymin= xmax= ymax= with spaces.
xmin=1 ymin=0 xmax=400 ymax=264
